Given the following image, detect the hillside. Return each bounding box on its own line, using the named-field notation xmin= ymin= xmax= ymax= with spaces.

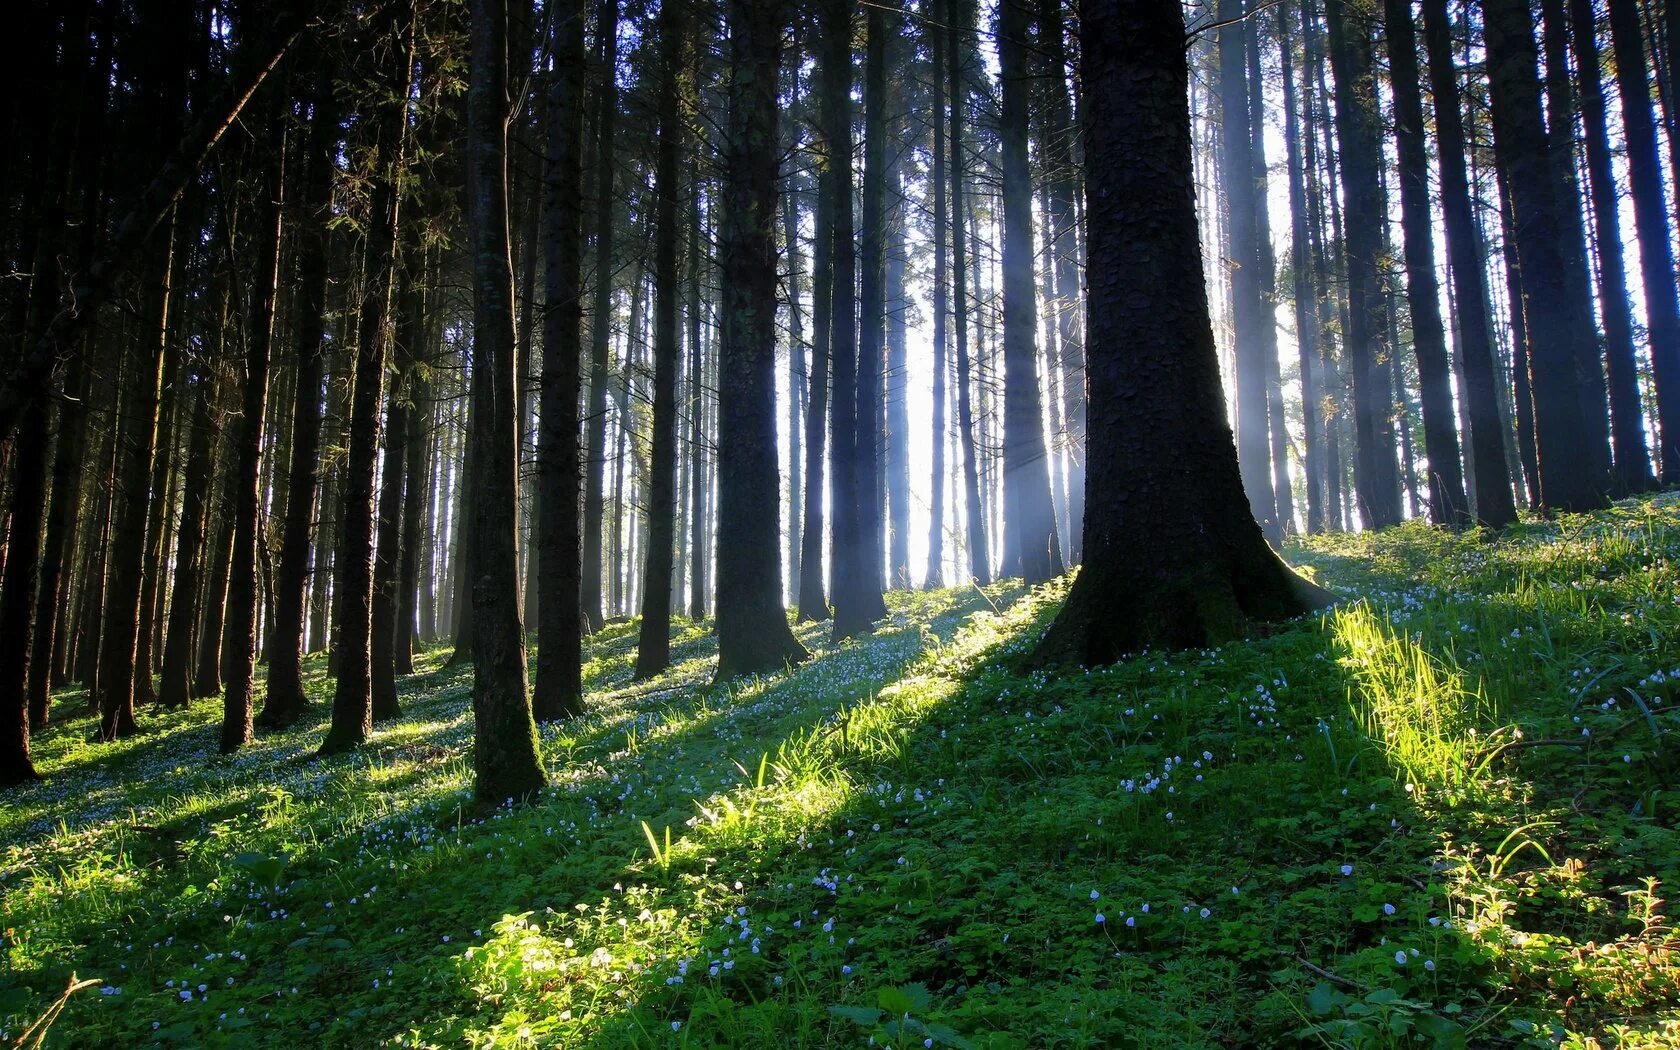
xmin=4 ymin=496 xmax=1679 ymax=1048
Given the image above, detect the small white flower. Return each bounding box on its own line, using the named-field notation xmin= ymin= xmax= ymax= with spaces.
xmin=1394 ymin=950 xmax=1407 ymax=965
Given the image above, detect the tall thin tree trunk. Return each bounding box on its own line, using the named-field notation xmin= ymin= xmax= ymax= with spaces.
xmin=1572 ymin=0 xmax=1656 ymax=492
xmin=950 ymin=0 xmax=988 ymax=588
xmin=1608 ymin=0 xmax=1680 ymax=482
xmin=634 ymin=0 xmax=684 ymax=678
xmin=1385 ymin=0 xmax=1469 ymax=524
xmin=534 ymin=0 xmax=587 ymax=721
xmin=221 ymin=108 xmax=286 ymax=755
xmin=999 ymin=0 xmax=1062 ymax=582
xmin=1483 ymin=0 xmax=1609 ymax=512
xmin=579 ymin=0 xmax=617 ymax=633
xmin=1421 ymin=0 xmax=1518 ymax=527
xmin=467 ymin=0 xmax=545 ymax=804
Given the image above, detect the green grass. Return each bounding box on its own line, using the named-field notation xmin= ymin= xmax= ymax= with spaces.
xmin=4 ymin=495 xmax=1680 ymax=1048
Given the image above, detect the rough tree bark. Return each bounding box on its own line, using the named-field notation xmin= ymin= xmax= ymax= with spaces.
xmin=713 ymin=0 xmax=811 ymax=680
xmin=1034 ymin=0 xmax=1331 ymax=666
xmin=467 ymin=0 xmax=546 ymax=805
xmin=535 ymin=0 xmax=588 ymax=721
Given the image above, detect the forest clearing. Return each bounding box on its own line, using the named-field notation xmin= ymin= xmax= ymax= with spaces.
xmin=5 ymin=496 xmax=1679 ymax=1047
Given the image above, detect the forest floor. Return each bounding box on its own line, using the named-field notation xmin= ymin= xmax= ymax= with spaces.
xmin=4 ymin=496 xmax=1680 ymax=1049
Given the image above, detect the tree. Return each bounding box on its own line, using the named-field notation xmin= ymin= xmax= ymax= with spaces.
xmin=535 ymin=0 xmax=588 ymax=721
xmin=1482 ymin=0 xmax=1610 ymax=512
xmin=1419 ymin=0 xmax=1518 ymax=528
xmin=1383 ymin=0 xmax=1469 ymax=524
xmin=1217 ymin=0 xmax=1280 ymax=537
xmin=221 ymin=101 xmax=286 ymax=754
xmin=320 ymin=9 xmax=412 ymax=754
xmin=853 ymin=2 xmax=890 ymax=615
xmin=949 ymin=0 xmax=989 ymax=588
xmin=1607 ymin=0 xmax=1680 ymax=483
xmin=1323 ymin=0 xmax=1401 ymax=529
xmin=713 ymin=0 xmax=812 ymax=680
xmin=634 ymin=0 xmax=686 ymax=679
xmin=1570 ymin=0 xmax=1655 ymax=493
xmin=825 ymin=0 xmax=872 ymax=639
xmin=924 ymin=0 xmax=949 ymax=589
xmin=580 ymin=0 xmax=618 ymax=632
xmin=467 ymin=0 xmax=546 ymax=804
xmin=998 ymin=0 xmax=1063 ymax=582
xmin=1034 ymin=0 xmax=1331 ymax=665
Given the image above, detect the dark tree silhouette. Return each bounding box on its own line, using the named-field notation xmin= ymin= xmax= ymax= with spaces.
xmin=466 ymin=0 xmax=546 ymax=805
xmin=713 ymin=0 xmax=812 ymax=680
xmin=1035 ymin=0 xmax=1331 ymax=665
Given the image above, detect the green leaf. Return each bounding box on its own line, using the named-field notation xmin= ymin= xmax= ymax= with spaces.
xmin=827 ymin=1004 xmax=884 ymax=1027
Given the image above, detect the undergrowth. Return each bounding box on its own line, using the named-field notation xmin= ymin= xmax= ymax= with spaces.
xmin=3 ymin=494 xmax=1678 ymax=1047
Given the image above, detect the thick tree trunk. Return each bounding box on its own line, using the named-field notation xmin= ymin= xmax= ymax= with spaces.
xmin=467 ymin=0 xmax=546 ymax=805
xmin=714 ymin=0 xmax=811 ymax=680
xmin=534 ymin=0 xmax=587 ymax=721
xmin=1 ymin=400 xmax=49 ymax=784
xmin=1483 ymin=0 xmax=1610 ymax=512
xmin=854 ymin=4 xmax=890 ymax=611
xmin=1035 ymin=0 xmax=1331 ymax=667
xmin=1539 ymin=0 xmax=1614 ymax=488
xmin=826 ymin=0 xmax=872 ymax=639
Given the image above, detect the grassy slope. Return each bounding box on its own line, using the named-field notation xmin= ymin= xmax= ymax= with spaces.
xmin=3 ymin=496 xmax=1679 ymax=1048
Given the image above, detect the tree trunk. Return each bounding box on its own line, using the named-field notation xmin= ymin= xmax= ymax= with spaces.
xmin=534 ymin=0 xmax=587 ymax=721
xmin=714 ymin=0 xmax=811 ymax=680
xmin=1571 ymin=0 xmax=1656 ymax=493
xmin=1608 ymin=0 xmax=1680 ymax=483
xmin=466 ymin=0 xmax=546 ymax=806
xmin=634 ymin=0 xmax=684 ymax=678
xmin=1278 ymin=8 xmax=1323 ymax=534
xmin=580 ymin=0 xmax=617 ymax=633
xmin=854 ymin=3 xmax=890 ymax=611
xmin=797 ymin=133 xmax=832 ymax=621
xmin=1038 ymin=0 xmax=1084 ymax=563
xmin=1482 ymin=0 xmax=1610 ymax=512
xmin=1384 ymin=0 xmax=1469 ymax=524
xmin=1219 ymin=0 xmax=1279 ymax=538
xmin=1036 ymin=0 xmax=1331 ymax=667
xmin=321 ymin=9 xmax=411 ymax=754
xmin=1323 ymin=0 xmax=1402 ymax=529
xmin=950 ymin=0 xmax=988 ymax=588
xmin=258 ymin=59 xmax=341 ymax=719
xmin=999 ymin=0 xmax=1062 ymax=582
xmin=1420 ymin=0 xmax=1518 ymax=527
xmin=925 ymin=0 xmax=949 ymax=588
xmin=826 ymin=0 xmax=871 ymax=639
xmin=221 ymin=107 xmax=286 ymax=755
